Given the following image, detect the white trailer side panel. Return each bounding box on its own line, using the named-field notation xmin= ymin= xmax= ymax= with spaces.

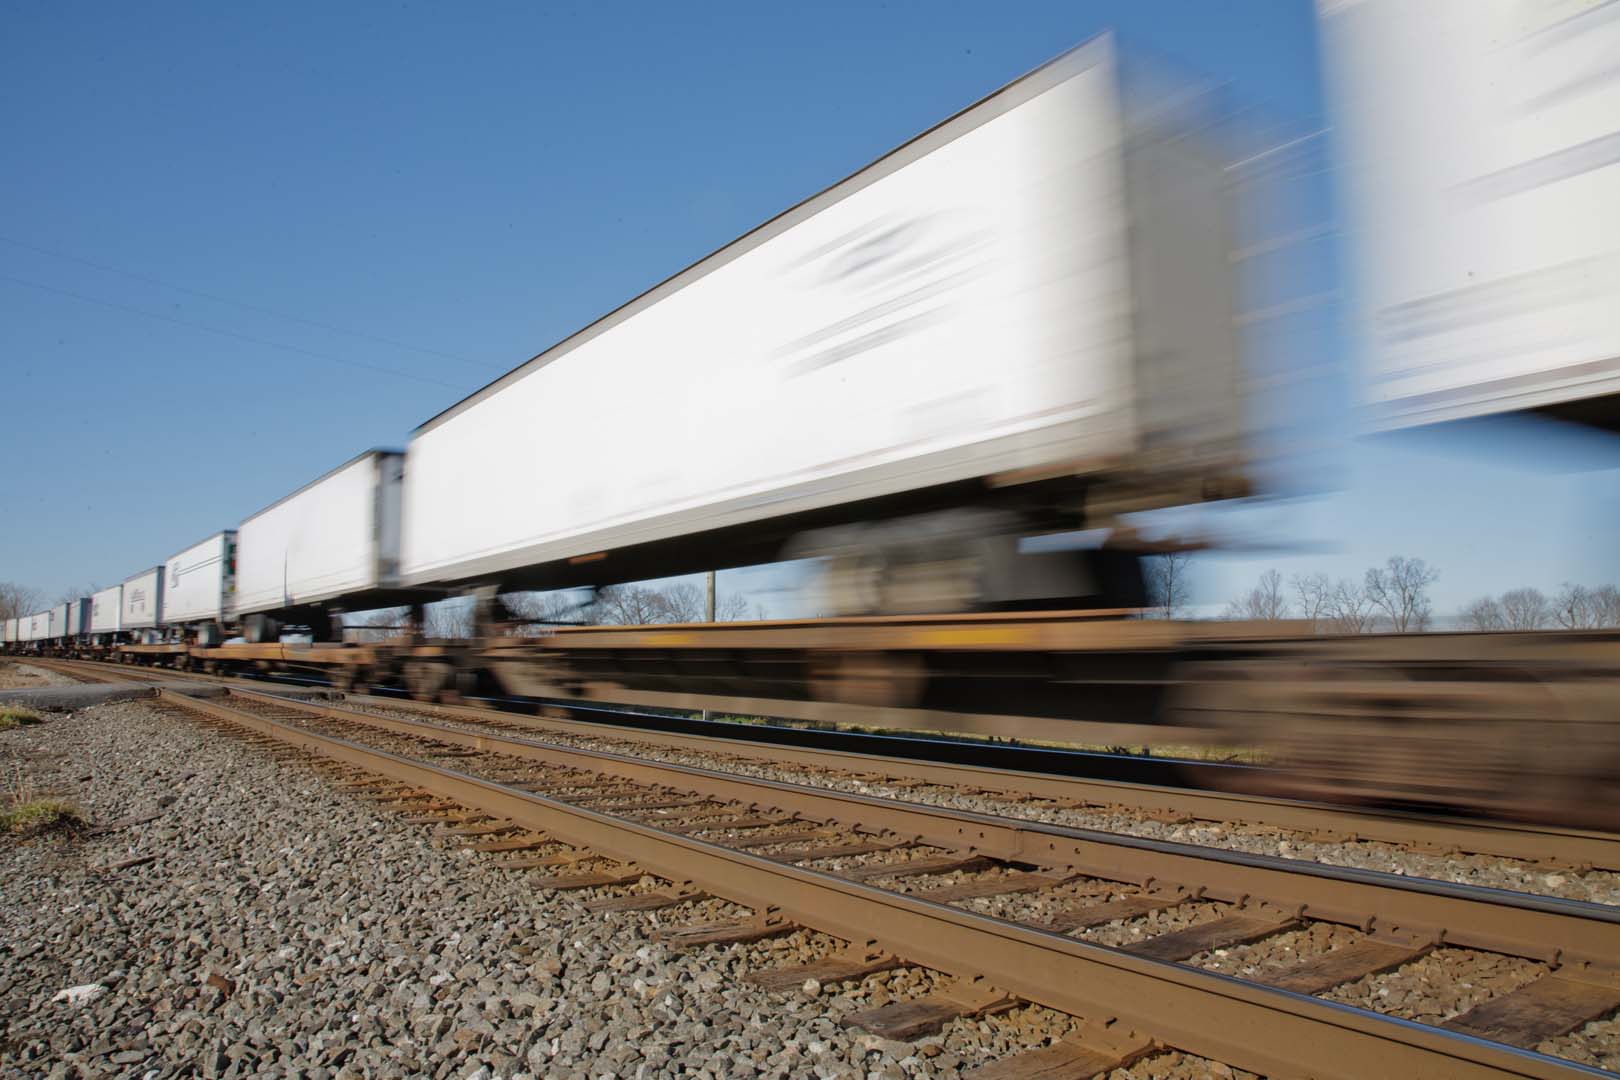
xmin=236 ymin=451 xmax=403 ymax=615
xmin=67 ymin=600 xmax=84 ymax=636
xmin=402 ymin=42 xmax=1149 ymax=586
xmin=49 ymin=604 xmax=68 ymax=639
xmin=1323 ymin=0 xmax=1620 ymax=429
xmin=163 ymin=531 xmax=236 ymax=625
xmin=121 ymin=568 xmax=164 ymax=630
xmin=90 ymin=585 xmax=122 ymax=634
xmin=28 ymin=613 xmax=48 ymax=641
xmin=3 ymin=618 xmax=14 ymax=643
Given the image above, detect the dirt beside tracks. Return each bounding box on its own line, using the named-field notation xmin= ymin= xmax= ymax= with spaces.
xmin=0 ymin=662 xmax=77 ymax=692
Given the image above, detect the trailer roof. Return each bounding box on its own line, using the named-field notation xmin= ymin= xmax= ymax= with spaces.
xmin=412 ymin=35 xmax=1111 ymax=438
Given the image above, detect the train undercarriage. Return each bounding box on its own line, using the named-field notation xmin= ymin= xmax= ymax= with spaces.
xmin=15 ymin=613 xmax=1620 ymax=832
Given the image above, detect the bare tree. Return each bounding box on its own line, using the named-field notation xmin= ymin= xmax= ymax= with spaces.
xmin=1594 ymin=585 xmax=1620 ymax=627
xmin=1226 ymin=569 xmax=1289 ymax=620
xmin=1460 ymin=596 xmax=1505 ymax=631
xmin=1364 ymin=556 xmax=1438 ymax=633
xmin=1550 ymin=583 xmax=1620 ymax=629
xmin=423 ymin=598 xmax=475 ymax=638
xmin=0 ymin=583 xmax=45 ymax=621
xmin=1290 ymin=572 xmax=1333 ymax=633
xmin=1497 ymin=587 xmax=1550 ymax=630
xmin=346 ymin=606 xmax=411 ymax=643
xmin=593 ymin=585 xmax=676 ymax=626
xmin=1552 ymin=583 xmax=1597 ymax=629
xmin=505 ymin=590 xmax=593 ymax=625
xmin=716 ymin=592 xmax=752 ymax=621
xmin=1326 ymin=578 xmax=1378 ymax=634
xmin=56 ymin=584 xmax=100 ymax=605
xmin=1144 ymin=551 xmax=1193 ymax=618
xmin=659 ymin=583 xmax=708 ymax=623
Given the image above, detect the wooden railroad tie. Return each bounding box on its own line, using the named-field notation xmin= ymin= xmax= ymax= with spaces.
xmin=843 ymin=976 xmax=1015 ymax=1040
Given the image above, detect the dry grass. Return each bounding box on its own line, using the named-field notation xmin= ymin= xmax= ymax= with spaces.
xmin=1 ymin=762 xmax=82 ymax=838
xmin=0 ymin=706 xmax=43 ymax=731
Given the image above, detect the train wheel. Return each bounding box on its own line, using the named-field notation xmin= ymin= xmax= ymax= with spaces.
xmin=404 ymin=660 xmax=450 ymax=702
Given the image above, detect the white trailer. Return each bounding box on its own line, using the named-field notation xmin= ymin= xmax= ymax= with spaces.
xmin=49 ymin=604 xmax=69 ymax=640
xmin=235 ymin=449 xmax=405 ymax=618
xmin=1323 ymin=0 xmax=1620 ymax=430
xmin=3 ymin=618 xmax=14 ymax=644
xmin=162 ymin=530 xmax=237 ymax=627
xmin=90 ymin=584 xmax=122 ymax=635
xmin=67 ymin=598 xmax=90 ymax=638
xmin=401 ymin=39 xmax=1243 ymax=593
xmin=29 ymin=613 xmax=48 ymax=641
xmin=121 ymin=567 xmax=164 ymax=630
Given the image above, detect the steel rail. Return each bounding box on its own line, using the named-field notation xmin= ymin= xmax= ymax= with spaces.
xmin=362 ymin=690 xmax=1620 ymax=872
xmin=228 ymin=686 xmax=1620 ymax=966
xmin=37 ymin=655 xmax=1620 ymax=872
xmin=158 ymin=687 xmax=1606 ymax=1079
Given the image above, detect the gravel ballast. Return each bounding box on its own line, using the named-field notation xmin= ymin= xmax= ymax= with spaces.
xmin=2 ymin=699 xmax=1258 ymax=1079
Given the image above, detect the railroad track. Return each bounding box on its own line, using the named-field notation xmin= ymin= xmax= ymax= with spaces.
xmin=150 ymin=684 xmax=1620 ymax=1077
xmin=26 ymin=655 xmax=1620 ymax=875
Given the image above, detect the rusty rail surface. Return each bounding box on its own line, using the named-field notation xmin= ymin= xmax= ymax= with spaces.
xmin=156 ymin=686 xmax=1618 ymax=1079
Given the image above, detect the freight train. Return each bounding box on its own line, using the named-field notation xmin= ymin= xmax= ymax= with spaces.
xmin=7 ymin=24 xmax=1620 ymax=829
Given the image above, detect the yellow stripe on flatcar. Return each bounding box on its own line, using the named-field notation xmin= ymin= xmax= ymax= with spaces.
xmin=915 ymin=628 xmax=1031 ymax=648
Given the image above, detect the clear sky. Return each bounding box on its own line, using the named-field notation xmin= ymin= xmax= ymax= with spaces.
xmin=3 ymin=1 xmax=1616 ymax=617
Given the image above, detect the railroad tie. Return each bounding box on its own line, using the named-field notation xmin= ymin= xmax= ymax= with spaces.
xmin=843 ymin=854 xmax=995 ymax=881
xmin=745 ymin=944 xmax=899 ymax=992
xmin=651 ymin=913 xmax=796 ymax=950
xmin=1441 ymin=963 xmax=1620 ymax=1048
xmin=1258 ymin=929 xmax=1434 ymax=996
xmin=961 ymin=1022 xmax=1156 ymax=1080
xmin=447 ymin=820 xmax=521 ymax=837
xmin=583 ymin=889 xmax=712 ymax=913
xmin=842 ymin=977 xmax=1016 ymax=1040
xmin=468 ymin=834 xmax=552 ymax=853
xmin=730 ymin=829 xmax=838 ymax=850
xmin=911 ymin=870 xmax=1077 ymax=904
xmin=528 ymin=864 xmax=647 ymax=890
xmin=1029 ymin=890 xmax=1192 ymax=935
xmin=662 ymin=815 xmax=784 ymax=835
xmin=1119 ymin=906 xmax=1299 ymax=964
xmin=763 ymin=838 xmax=906 ymax=863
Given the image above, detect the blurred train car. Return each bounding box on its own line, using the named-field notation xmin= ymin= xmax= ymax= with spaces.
xmin=235 ymin=450 xmax=413 ymax=643
xmin=7 ymin=27 xmax=1617 ymax=827
xmin=88 ymin=584 xmax=122 ymax=647
xmin=161 ymin=531 xmax=236 ymax=645
xmin=402 ymin=38 xmax=1246 ymax=620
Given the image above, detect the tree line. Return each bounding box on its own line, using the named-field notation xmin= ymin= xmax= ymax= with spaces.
xmin=1154 ymin=553 xmax=1620 ymax=632
xmin=1459 ymin=583 xmax=1620 ymax=630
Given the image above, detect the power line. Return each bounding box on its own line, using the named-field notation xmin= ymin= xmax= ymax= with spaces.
xmin=0 ymin=233 xmax=497 ymax=371
xmin=0 ymin=272 xmax=465 ymax=390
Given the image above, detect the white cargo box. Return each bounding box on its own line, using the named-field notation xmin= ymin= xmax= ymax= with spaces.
xmin=236 ymin=450 xmax=404 ymax=616
xmin=28 ymin=613 xmax=49 ymax=641
xmin=121 ymin=567 xmax=164 ymax=630
xmin=1324 ymin=0 xmax=1620 ymax=430
xmin=163 ymin=530 xmax=236 ymax=625
xmin=67 ymin=599 xmax=87 ymax=637
xmin=49 ymin=604 xmax=68 ymax=639
xmin=3 ymin=617 xmax=14 ymax=643
xmin=401 ymin=39 xmax=1242 ymax=587
xmin=90 ymin=585 xmax=122 ymax=634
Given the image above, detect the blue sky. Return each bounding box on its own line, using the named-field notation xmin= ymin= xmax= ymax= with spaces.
xmin=3 ymin=1 xmax=1615 ymax=617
